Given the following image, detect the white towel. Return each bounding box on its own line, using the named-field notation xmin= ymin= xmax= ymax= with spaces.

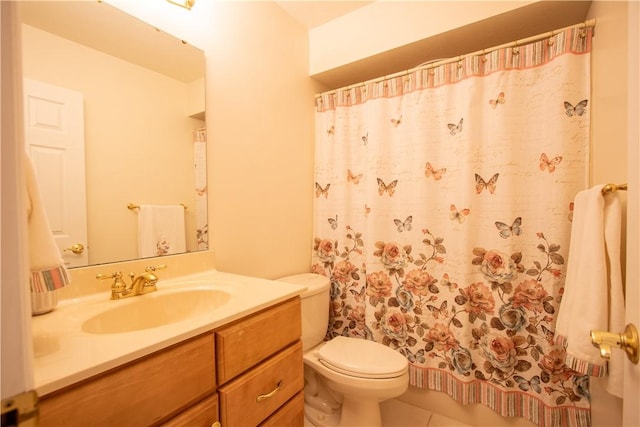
xmin=555 ymin=185 xmax=625 ymax=398
xmin=137 ymin=204 xmax=186 ymax=258
xmin=24 ymin=152 xmax=70 ymax=294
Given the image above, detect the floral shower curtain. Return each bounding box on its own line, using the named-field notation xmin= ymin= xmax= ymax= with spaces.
xmin=312 ymin=26 xmax=593 ymax=426
xmin=193 ymin=128 xmax=208 ymax=250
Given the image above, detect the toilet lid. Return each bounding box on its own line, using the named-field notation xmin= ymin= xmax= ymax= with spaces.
xmin=316 ymin=336 xmax=407 ymax=379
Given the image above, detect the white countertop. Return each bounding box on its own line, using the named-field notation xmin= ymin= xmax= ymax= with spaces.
xmin=32 ymin=269 xmax=306 ymax=396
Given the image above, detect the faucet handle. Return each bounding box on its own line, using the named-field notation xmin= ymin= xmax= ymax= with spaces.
xmin=96 ymin=272 xmax=128 ymax=299
xmin=145 ymin=264 xmax=167 ymax=272
xmin=96 ymin=271 xmax=123 ymax=281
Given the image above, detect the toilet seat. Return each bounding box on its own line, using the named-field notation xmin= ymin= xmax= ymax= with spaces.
xmin=316 ymin=336 xmax=407 ymax=379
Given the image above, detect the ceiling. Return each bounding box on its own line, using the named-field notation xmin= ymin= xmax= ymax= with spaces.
xmin=274 ymin=1 xmax=373 ymax=29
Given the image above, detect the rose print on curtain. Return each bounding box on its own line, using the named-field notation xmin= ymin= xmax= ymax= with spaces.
xmin=312 ymin=27 xmax=593 ymax=426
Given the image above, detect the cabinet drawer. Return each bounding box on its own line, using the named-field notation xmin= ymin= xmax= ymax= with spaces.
xmin=39 ymin=333 xmax=215 ymax=427
xmin=260 ymin=391 xmax=304 ymax=427
xmin=161 ymin=393 xmax=219 ymax=427
xmin=219 ymin=341 xmax=303 ymax=427
xmin=216 ymin=297 xmax=301 ymax=384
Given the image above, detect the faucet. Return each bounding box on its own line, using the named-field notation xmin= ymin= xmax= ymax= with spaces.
xmin=128 ymin=271 xmax=158 ymax=295
xmin=96 ymin=264 xmax=166 ymax=300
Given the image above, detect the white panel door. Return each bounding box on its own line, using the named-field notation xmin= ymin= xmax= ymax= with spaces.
xmin=23 ymin=79 xmax=89 ymax=267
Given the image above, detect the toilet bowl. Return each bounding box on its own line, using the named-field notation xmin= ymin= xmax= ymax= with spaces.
xmin=278 ymin=274 xmax=409 ymax=427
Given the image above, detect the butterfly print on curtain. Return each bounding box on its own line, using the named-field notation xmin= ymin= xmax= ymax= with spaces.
xmin=315 ymin=182 xmax=330 ymax=198
xmin=495 ymin=217 xmax=522 ymax=239
xmin=425 ymin=162 xmax=446 ymax=180
xmin=448 ymin=118 xmax=463 ymax=135
xmin=564 ymin=99 xmax=588 ymax=117
xmin=475 ymin=173 xmax=499 ymax=194
xmin=489 ymin=92 xmax=505 ymax=109
xmin=540 ymin=153 xmax=563 ymax=173
xmin=377 ymin=178 xmax=398 ymax=196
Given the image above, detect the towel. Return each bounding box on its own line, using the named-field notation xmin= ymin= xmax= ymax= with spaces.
xmin=555 ymin=185 xmax=625 ymax=398
xmin=24 ymin=152 xmax=70 ymax=294
xmin=137 ymin=204 xmax=186 ymax=258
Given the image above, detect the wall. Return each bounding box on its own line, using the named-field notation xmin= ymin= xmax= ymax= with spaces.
xmin=21 ymin=24 xmax=203 ymax=265
xmin=204 ymin=2 xmax=322 ymax=278
xmin=583 ymin=1 xmax=628 ymax=425
xmin=308 ymin=1 xmax=591 ymax=88
xmin=309 ymin=1 xmax=534 ymax=75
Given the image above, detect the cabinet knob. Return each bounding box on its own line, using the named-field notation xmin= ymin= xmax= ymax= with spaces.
xmin=211 ymin=422 xmax=221 ymax=427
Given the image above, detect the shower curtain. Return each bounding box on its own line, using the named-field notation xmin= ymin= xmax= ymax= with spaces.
xmin=312 ymin=26 xmax=593 ymax=426
xmin=193 ymin=128 xmax=208 ymax=250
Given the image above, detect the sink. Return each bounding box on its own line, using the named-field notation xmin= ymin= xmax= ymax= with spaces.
xmin=81 ymin=288 xmax=230 ymax=334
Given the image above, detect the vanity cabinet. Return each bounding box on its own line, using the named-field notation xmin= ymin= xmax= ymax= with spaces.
xmin=38 ymin=333 xmax=217 ymax=426
xmin=216 ymin=298 xmax=304 ymax=426
xmin=37 ymin=297 xmax=303 ymax=427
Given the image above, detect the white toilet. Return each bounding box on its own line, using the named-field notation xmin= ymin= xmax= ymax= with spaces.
xmin=278 ymin=273 xmax=409 ymax=427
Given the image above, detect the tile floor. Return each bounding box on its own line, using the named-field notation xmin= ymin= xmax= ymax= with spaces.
xmin=304 ymin=398 xmax=473 ymax=427
xmin=380 ymin=399 xmax=472 ymax=427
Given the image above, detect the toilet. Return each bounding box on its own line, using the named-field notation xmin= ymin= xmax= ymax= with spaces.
xmin=278 ymin=273 xmax=409 ymax=427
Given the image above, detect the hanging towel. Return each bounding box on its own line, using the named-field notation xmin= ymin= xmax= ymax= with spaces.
xmin=137 ymin=204 xmax=186 ymax=258
xmin=555 ymin=184 xmax=625 ymax=398
xmin=24 ymin=152 xmax=70 ymax=294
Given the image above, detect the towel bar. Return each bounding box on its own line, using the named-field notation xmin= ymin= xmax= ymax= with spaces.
xmin=127 ymin=203 xmax=187 ymax=210
xmin=601 ymin=183 xmax=627 ymax=196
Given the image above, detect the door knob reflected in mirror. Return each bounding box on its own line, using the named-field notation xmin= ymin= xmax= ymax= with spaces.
xmin=590 ymin=323 xmax=639 ymax=364
xmin=64 ymin=243 xmax=85 ymax=255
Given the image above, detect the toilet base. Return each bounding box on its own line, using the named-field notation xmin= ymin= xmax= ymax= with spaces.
xmin=304 ymin=396 xmax=383 ymax=427
xmin=305 ymin=404 xmax=340 ymax=427
xmin=339 ymin=395 xmax=382 ymax=427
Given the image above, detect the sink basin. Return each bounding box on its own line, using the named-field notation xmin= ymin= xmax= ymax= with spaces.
xmin=82 ymin=288 xmax=230 ymax=334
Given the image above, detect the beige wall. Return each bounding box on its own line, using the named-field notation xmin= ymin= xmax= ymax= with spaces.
xmin=21 ymin=24 xmax=203 ymax=265
xmin=309 ymin=1 xmax=534 ymax=75
xmin=203 ymin=2 xmax=322 ymax=278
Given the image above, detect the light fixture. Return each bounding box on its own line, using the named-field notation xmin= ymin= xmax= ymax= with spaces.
xmin=166 ymin=0 xmax=195 ymax=10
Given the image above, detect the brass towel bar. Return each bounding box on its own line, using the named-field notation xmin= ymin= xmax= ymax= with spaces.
xmin=601 ymin=183 xmax=628 ymax=196
xmin=127 ymin=203 xmax=187 ymax=210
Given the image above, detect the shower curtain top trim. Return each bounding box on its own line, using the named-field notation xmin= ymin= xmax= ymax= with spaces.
xmin=316 ymin=26 xmax=593 ymax=112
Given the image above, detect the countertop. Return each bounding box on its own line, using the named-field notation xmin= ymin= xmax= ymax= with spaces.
xmin=32 ymin=269 xmax=306 ymax=396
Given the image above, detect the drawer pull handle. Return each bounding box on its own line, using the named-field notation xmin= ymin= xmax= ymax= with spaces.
xmin=256 ymin=380 xmax=283 ymax=402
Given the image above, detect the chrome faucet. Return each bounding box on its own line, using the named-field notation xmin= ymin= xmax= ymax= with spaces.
xmin=97 ymin=264 xmax=166 ymax=300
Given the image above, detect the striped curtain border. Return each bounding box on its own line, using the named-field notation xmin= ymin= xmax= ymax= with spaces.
xmin=316 ymin=26 xmax=593 ymax=112
xmin=409 ymin=364 xmax=591 ymax=427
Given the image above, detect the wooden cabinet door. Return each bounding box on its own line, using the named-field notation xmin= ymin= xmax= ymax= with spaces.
xmin=216 ymin=298 xmax=301 ymax=384
xmin=219 ymin=342 xmax=303 ymax=427
xmin=260 ymin=392 xmax=304 ymax=427
xmin=161 ymin=393 xmax=219 ymax=427
xmin=39 ymin=333 xmax=215 ymax=427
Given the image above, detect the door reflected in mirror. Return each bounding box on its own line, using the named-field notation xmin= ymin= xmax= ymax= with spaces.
xmin=20 ymin=1 xmax=207 ymax=267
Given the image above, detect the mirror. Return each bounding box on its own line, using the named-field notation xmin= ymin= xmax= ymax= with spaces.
xmin=20 ymin=1 xmax=207 ymax=268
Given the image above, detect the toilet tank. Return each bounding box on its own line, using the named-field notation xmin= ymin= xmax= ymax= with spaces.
xmin=278 ymin=273 xmax=330 ymax=351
